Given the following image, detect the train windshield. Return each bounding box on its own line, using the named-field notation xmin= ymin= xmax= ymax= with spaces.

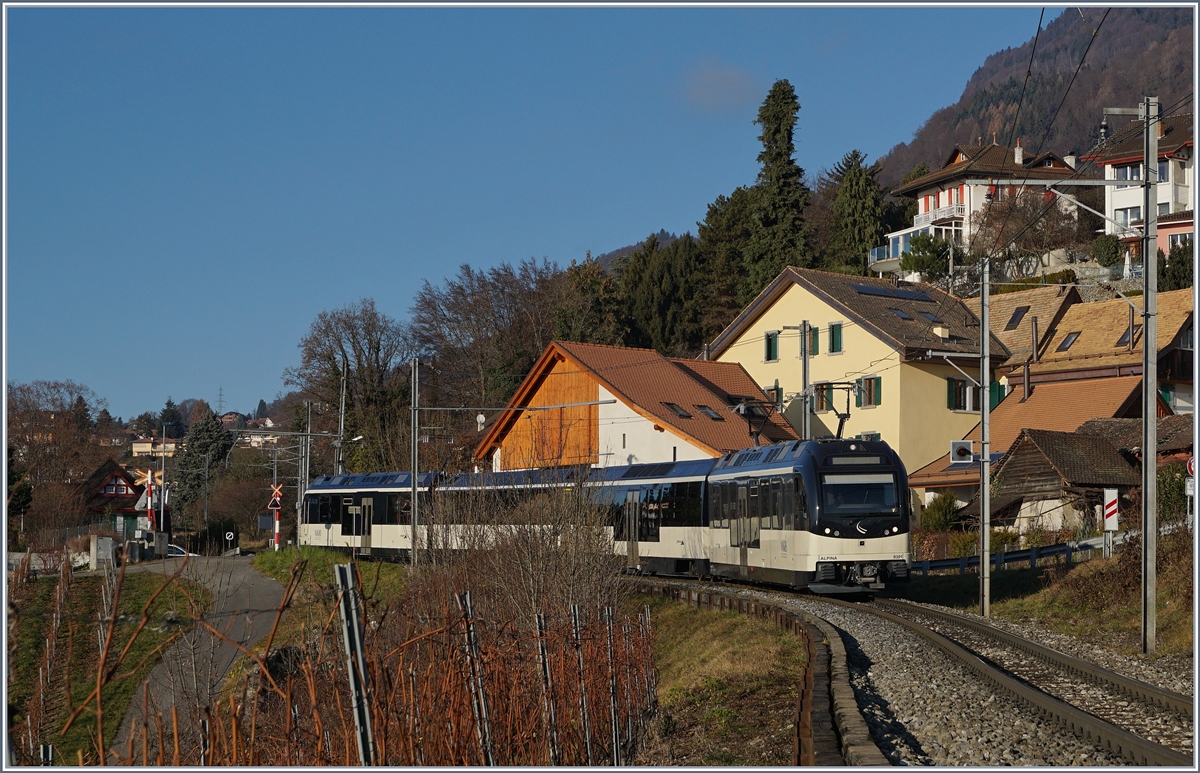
xmin=820 ymin=473 xmax=898 ymax=516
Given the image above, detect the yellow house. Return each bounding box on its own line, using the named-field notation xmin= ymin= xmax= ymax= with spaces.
xmin=708 ymin=267 xmax=1010 ymax=474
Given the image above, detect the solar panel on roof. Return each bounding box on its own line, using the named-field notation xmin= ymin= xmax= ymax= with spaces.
xmin=892 ymin=288 xmax=934 ymax=302
xmin=850 ymin=284 xmax=894 ymax=298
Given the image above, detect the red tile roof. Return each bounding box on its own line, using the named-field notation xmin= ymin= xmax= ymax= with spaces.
xmin=908 ymin=376 xmax=1144 ymax=488
xmin=476 ymin=342 xmax=798 ymax=461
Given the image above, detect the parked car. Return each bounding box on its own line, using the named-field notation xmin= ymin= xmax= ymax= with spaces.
xmin=166 ymin=544 xmax=198 ymax=557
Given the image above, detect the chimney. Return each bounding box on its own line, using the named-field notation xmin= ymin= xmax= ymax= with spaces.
xmin=1021 ymin=359 xmax=1031 ymax=402
xmin=1158 ymin=119 xmax=1165 ymax=139
xmin=992 ymin=132 xmax=998 ymax=144
xmin=1031 ymin=316 xmax=1039 ymax=362
xmin=933 ymin=325 xmax=951 ymax=340
xmin=1014 ymin=138 xmax=1023 ymax=165
xmin=1064 ymin=153 xmax=1077 ymax=169
xmin=1128 ymin=304 xmax=1135 ymax=352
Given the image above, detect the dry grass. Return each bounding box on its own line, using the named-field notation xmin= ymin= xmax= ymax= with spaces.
xmin=634 ymin=594 xmax=806 ymax=766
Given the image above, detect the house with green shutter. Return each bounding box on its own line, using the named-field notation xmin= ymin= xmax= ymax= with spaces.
xmin=708 ymin=267 xmax=1009 ymax=475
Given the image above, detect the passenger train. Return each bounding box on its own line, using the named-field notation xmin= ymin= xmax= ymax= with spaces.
xmin=299 ymin=437 xmax=910 ymax=594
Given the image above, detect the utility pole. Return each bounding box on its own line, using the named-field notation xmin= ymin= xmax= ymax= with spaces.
xmin=980 ymin=249 xmax=992 ymax=618
xmin=782 ymin=321 xmax=811 ymax=438
xmin=1101 ymin=96 xmax=1161 ymax=654
xmin=410 ymin=358 xmax=420 ymax=568
xmin=336 ymin=358 xmax=348 ymax=475
xmin=1140 ymin=95 xmax=1160 ymax=655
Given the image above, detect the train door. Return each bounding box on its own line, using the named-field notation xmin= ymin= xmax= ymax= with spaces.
xmin=360 ymin=499 xmax=373 ymax=555
xmin=624 ymin=490 xmax=640 ymax=569
xmin=736 ymin=485 xmax=748 ymax=572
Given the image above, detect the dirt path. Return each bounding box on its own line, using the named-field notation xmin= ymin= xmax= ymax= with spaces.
xmin=108 ymin=555 xmax=284 ymax=763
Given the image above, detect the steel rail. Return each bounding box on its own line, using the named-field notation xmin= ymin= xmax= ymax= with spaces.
xmin=877 ymin=598 xmax=1193 ymax=718
xmin=817 ymin=597 xmax=1192 ymax=767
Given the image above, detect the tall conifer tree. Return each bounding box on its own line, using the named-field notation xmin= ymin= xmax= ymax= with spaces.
xmin=742 ymin=79 xmax=813 ymax=303
xmin=828 ymin=149 xmax=885 ymax=275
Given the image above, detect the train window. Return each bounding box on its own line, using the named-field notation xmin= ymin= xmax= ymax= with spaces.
xmin=319 ymin=495 xmax=331 ymax=523
xmin=386 ymin=494 xmax=410 ymax=525
xmin=708 ymin=483 xmax=721 ymax=528
xmin=782 ymin=475 xmax=794 ymax=530
xmin=684 ymin=481 xmax=703 ymax=527
xmin=794 ymin=478 xmax=809 ymax=531
xmin=821 ymin=473 xmax=898 ymax=516
xmin=771 ymin=478 xmax=783 ymax=529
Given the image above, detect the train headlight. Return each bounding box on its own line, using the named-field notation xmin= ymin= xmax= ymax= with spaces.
xmin=893 ymin=526 xmax=900 ymax=533
xmin=833 ymin=530 xmax=840 ymax=536
xmin=824 ymin=528 xmax=831 ymax=534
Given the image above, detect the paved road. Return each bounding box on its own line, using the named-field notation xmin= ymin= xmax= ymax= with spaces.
xmin=108 ymin=555 xmax=284 ymax=763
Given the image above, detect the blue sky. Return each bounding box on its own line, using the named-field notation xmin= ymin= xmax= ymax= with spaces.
xmin=5 ymin=5 xmax=1062 ymax=421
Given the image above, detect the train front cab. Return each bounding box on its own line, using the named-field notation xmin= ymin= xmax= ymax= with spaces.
xmin=705 ymin=439 xmax=910 ymax=593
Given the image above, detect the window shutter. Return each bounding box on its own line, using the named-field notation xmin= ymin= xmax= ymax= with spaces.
xmin=989 ymin=380 xmax=1003 ymax=410
xmin=811 ymin=327 xmax=819 ymax=356
xmin=947 ymin=378 xmax=956 ymax=409
xmin=831 ymin=323 xmax=842 ymax=353
xmin=874 ymin=376 xmax=882 ymax=405
xmin=825 ymin=384 xmax=834 ymax=409
xmin=855 ymin=378 xmax=862 ymax=407
xmin=809 ymin=393 xmax=815 ymax=413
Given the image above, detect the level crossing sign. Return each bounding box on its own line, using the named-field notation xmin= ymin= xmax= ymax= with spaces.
xmin=267 ymin=484 xmax=283 ymax=511
xmin=1103 ymin=489 xmax=1118 ymax=532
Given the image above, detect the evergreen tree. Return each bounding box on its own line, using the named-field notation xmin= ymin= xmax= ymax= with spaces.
xmin=742 ymin=80 xmax=814 ymax=303
xmin=160 ymin=397 xmax=184 ymax=438
xmin=900 ymin=233 xmax=957 ymax=281
xmin=173 ymin=410 xmax=234 ymax=522
xmin=554 ymin=253 xmax=628 ymax=346
xmin=619 ymin=234 xmax=708 ymax=356
xmin=827 ymin=149 xmax=885 ymax=274
xmin=697 ymin=186 xmax=758 ymax=341
xmin=254 ymin=399 xmax=268 ymax=420
xmin=71 ymin=395 xmax=94 ymax=432
xmin=1159 ymin=242 xmax=1194 ymax=291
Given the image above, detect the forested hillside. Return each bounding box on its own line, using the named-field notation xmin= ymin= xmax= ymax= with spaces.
xmin=877 ymin=7 xmax=1193 ymax=187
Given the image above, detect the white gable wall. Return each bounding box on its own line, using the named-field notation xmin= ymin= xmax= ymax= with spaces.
xmin=595 ymin=385 xmax=713 ymax=467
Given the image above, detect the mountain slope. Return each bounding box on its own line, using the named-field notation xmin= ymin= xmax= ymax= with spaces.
xmin=878 ymin=7 xmax=1193 ymax=188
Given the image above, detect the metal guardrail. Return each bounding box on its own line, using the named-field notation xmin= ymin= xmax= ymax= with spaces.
xmin=912 ymin=531 xmax=1129 ymax=576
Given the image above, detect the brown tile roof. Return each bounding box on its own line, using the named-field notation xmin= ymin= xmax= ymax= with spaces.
xmin=710 ymin=267 xmax=1008 ymax=362
xmin=893 ymin=143 xmax=1087 ymax=197
xmin=1159 ymin=208 xmax=1194 ymax=225
xmin=477 ymin=342 xmax=798 ymax=460
xmin=1029 ymin=288 xmax=1194 ymax=376
xmin=999 ymin=429 xmax=1140 ymax=488
xmin=964 ymin=285 xmax=1081 ymax=368
xmin=908 ymin=376 xmax=1143 ymax=487
xmin=77 ymin=458 xmax=145 ymax=513
xmin=1076 ymin=415 xmax=1194 ymax=456
xmin=1085 ymin=113 xmax=1193 ymax=165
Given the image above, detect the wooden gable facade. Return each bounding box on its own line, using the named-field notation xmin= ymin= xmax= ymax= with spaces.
xmin=480 ymin=347 xmax=601 ymax=471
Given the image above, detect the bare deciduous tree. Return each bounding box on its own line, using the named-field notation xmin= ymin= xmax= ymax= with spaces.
xmin=284 ymin=299 xmax=417 ymax=473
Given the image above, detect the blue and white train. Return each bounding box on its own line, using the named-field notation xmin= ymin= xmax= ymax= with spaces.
xmin=298 ymin=437 xmax=910 ymax=594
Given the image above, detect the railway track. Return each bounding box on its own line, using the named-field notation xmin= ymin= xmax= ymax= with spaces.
xmin=870 ymin=598 xmax=1193 ymax=760
xmin=809 ymin=595 xmax=1192 ymax=766
xmin=631 ymin=577 xmax=1194 ymax=766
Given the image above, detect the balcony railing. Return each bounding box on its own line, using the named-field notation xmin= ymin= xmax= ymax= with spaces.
xmin=914 ymin=203 xmax=965 ymax=228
